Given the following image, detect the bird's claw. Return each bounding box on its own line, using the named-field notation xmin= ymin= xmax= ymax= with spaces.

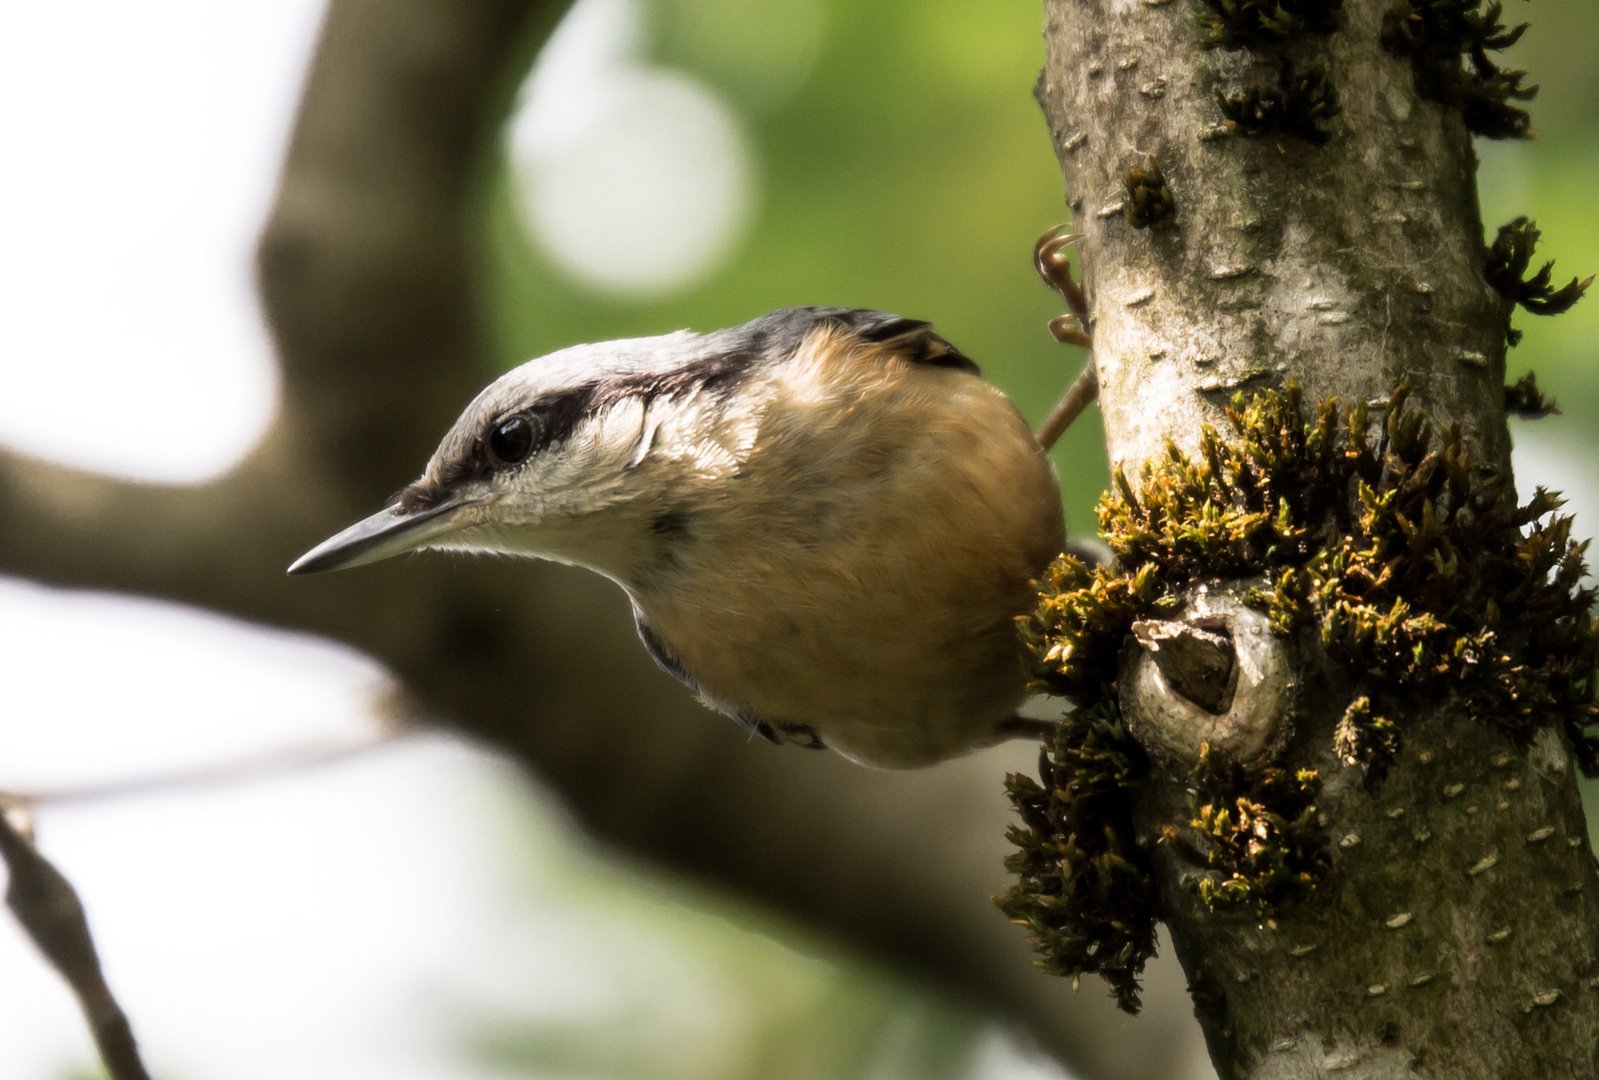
xmin=1048 ymin=315 xmax=1093 ymax=349
xmin=1034 ymin=225 xmax=1090 ymax=330
xmin=1031 ymin=225 xmax=1099 ymax=451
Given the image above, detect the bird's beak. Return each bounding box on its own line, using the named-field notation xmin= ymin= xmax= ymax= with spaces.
xmin=287 ymin=495 xmax=482 ymax=575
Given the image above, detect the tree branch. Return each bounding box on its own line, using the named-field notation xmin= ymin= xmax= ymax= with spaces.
xmin=0 ymin=802 xmax=152 ymax=1080
xmin=1040 ymin=0 xmax=1509 ymax=477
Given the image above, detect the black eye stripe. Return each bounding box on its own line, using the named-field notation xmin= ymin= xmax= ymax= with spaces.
xmin=401 ymin=313 xmax=957 ymax=514
xmin=477 ymin=359 xmax=752 ymax=474
xmin=482 ymin=385 xmax=598 ymax=469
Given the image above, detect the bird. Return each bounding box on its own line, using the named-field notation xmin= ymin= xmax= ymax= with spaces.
xmin=289 ymin=306 xmax=1066 ymax=768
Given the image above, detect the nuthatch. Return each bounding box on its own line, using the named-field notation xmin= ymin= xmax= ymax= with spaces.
xmin=289 ymin=306 xmax=1068 ymax=768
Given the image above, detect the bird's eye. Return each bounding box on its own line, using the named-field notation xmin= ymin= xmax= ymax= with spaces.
xmin=489 ymin=415 xmax=536 ymax=464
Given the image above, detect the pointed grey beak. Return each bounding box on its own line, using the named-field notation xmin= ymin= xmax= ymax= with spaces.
xmin=288 ymin=496 xmax=480 ymax=575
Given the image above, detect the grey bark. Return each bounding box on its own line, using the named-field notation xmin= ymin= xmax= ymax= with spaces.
xmin=1040 ymin=0 xmax=1508 ymax=474
xmin=0 ymin=1 xmax=1208 ymax=1077
xmin=1040 ymin=1 xmax=1599 ymax=1077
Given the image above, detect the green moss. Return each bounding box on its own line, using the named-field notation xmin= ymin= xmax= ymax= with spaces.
xmin=1333 ymin=694 xmax=1398 ymax=768
xmin=1193 ymin=0 xmax=1342 ymax=50
xmin=1486 ymin=217 xmax=1593 ymax=345
xmin=994 ymin=697 xmax=1156 ymax=1014
xmin=1504 ymin=371 xmax=1559 ymax=419
xmin=1017 ymin=554 xmax=1170 ymax=702
xmin=1247 ymin=385 xmax=1599 ymax=770
xmin=1213 ymin=61 xmax=1340 ymax=144
xmin=1172 ymin=746 xmax=1329 ymax=914
xmin=1002 ymin=555 xmax=1169 ymax=1012
xmin=1382 ymin=0 xmax=1537 ymax=139
xmin=1124 ymin=157 xmax=1175 ymax=230
xmin=1002 ymin=382 xmax=1599 ymax=1008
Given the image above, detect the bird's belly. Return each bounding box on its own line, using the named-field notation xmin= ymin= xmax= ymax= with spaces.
xmin=644 ymin=588 xmax=1030 ymax=768
xmin=637 ymin=482 xmax=1056 ymax=766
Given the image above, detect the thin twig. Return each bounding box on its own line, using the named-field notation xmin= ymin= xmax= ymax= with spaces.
xmin=0 ymin=802 xmax=153 ymax=1080
xmin=7 ymin=734 xmax=395 ymax=809
xmin=0 ymin=733 xmax=395 ymax=1079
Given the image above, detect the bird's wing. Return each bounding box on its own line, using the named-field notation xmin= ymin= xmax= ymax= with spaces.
xmin=631 ymin=605 xmax=701 ymax=691
xmin=715 ymin=307 xmax=981 ymax=375
xmin=630 ymin=606 xmax=824 ymax=749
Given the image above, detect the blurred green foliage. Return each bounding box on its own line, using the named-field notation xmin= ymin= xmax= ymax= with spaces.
xmin=474 ymin=992 xmax=978 ymax=1080
xmin=1476 ymin=3 xmax=1599 ymax=425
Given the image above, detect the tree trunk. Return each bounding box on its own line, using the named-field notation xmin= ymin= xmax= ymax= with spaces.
xmin=1036 ymin=1 xmax=1599 ymax=1076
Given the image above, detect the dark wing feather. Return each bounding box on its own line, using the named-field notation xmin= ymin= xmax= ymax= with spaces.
xmin=631 ymin=607 xmax=822 ymax=749
xmin=711 ymin=307 xmax=980 ymax=375
xmin=632 ymin=606 xmax=701 ymax=692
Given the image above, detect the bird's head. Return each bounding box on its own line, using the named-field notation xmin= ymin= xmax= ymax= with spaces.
xmin=288 ymin=306 xmax=967 ymax=585
xmin=288 ymin=327 xmax=753 ymax=583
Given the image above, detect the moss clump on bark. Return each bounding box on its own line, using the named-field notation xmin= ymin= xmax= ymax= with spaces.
xmin=1001 ymin=382 xmax=1599 ymax=1010
xmin=1193 ymin=0 xmax=1342 ymax=49
xmin=995 ymin=697 xmax=1157 ymax=1014
xmin=1486 ymin=217 xmax=1593 ymax=345
xmin=1124 ymin=156 xmax=1175 ymax=229
xmin=1332 ymin=694 xmax=1396 ymax=765
xmin=1213 ymin=60 xmax=1340 ymax=144
xmin=1171 ymin=745 xmax=1328 ymax=914
xmin=1252 ymin=384 xmax=1599 ymax=773
xmin=1504 ymin=371 xmax=1558 ymax=419
xmin=1382 ymin=0 xmax=1537 ymax=139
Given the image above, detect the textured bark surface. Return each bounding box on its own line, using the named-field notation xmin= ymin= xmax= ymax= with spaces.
xmin=1039 ymin=0 xmax=1509 ymax=477
xmin=1040 ymin=1 xmax=1599 ymax=1077
xmin=1140 ymin=692 xmax=1599 ymax=1080
xmin=0 ymin=1 xmax=1209 ymax=1076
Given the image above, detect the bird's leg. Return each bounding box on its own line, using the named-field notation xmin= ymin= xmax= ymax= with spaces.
xmin=996 ymin=715 xmax=1063 ymax=743
xmin=1033 ymin=225 xmax=1098 ymax=451
xmin=1036 ymin=363 xmax=1100 ymax=452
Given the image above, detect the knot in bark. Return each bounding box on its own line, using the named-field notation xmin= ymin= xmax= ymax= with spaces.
xmin=1131 ymin=619 xmax=1236 ymax=713
xmin=1120 ymin=579 xmax=1294 ymax=767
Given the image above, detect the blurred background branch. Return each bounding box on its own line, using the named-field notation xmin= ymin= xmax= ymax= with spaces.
xmin=0 ymin=802 xmax=151 ymax=1080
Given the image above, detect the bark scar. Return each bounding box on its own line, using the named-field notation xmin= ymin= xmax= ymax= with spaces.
xmin=1121 ymin=579 xmax=1294 ymax=766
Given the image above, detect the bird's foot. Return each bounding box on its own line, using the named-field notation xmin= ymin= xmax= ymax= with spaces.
xmin=1035 ymin=359 xmax=1099 ymax=451
xmin=1032 ymin=226 xmax=1099 ymax=450
xmin=1034 ymin=225 xmax=1092 ymax=346
xmin=1047 ymin=315 xmax=1093 ymax=350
